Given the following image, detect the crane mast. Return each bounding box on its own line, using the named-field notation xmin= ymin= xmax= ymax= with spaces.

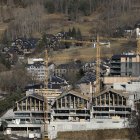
xmin=45 ymin=49 xmax=48 ymax=88
xmin=137 ymin=38 xmax=140 ymax=54
xmin=43 ymin=49 xmax=49 ymax=140
xmin=95 ymin=35 xmax=101 ymax=94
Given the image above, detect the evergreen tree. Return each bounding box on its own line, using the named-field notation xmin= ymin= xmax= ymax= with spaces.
xmin=79 ymin=0 xmax=90 ymax=16
xmin=68 ymin=28 xmax=72 ymax=37
xmin=71 ymin=27 xmax=76 ymax=38
xmin=45 ymin=0 xmax=55 ymax=13
xmin=76 ymin=28 xmax=82 ymax=40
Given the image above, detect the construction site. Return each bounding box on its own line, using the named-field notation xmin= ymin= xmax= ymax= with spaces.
xmin=0 ymin=35 xmax=140 ymax=140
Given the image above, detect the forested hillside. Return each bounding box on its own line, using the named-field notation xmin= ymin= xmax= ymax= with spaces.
xmin=1 ymin=0 xmax=140 ymax=40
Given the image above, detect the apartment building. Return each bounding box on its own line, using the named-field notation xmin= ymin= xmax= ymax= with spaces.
xmin=27 ymin=62 xmax=46 ymax=81
xmin=54 ymin=62 xmax=82 ymax=77
xmin=110 ymin=53 xmax=140 ymax=76
xmin=26 ymin=58 xmax=55 ymax=82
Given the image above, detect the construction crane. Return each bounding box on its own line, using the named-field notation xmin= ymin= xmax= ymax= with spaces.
xmin=41 ymin=36 xmax=101 ymax=139
xmin=42 ymin=49 xmax=49 ymax=140
xmin=60 ymin=35 xmax=101 ymax=94
xmin=96 ymin=35 xmax=101 ymax=94
xmin=40 ymin=36 xmax=136 ymax=138
xmin=136 ymin=38 xmax=140 ymax=54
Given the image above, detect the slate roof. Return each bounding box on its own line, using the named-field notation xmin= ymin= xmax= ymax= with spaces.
xmin=48 ymin=84 xmax=62 ymax=89
xmin=134 ymin=22 xmax=140 ymax=28
xmin=123 ymin=26 xmax=133 ymax=30
xmin=111 ymin=54 xmax=136 ymax=59
xmin=49 ymin=75 xmax=66 ymax=83
xmin=77 ymin=72 xmax=96 ymax=84
xmin=27 ymin=62 xmax=45 ymax=68
xmin=25 ymin=76 xmax=68 ymax=90
xmin=48 ymin=75 xmax=68 ymax=89
xmin=13 ymin=38 xmax=39 ymax=49
xmin=25 ymin=83 xmax=44 ymax=90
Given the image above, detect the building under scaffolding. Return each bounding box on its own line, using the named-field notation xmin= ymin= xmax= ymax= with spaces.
xmin=92 ymin=89 xmax=131 ymax=119
xmin=51 ymin=91 xmax=90 ymax=122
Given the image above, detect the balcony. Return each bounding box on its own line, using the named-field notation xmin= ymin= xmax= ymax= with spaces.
xmin=52 ymin=113 xmax=90 ymax=117
xmin=110 ymin=70 xmax=120 ymax=74
xmin=93 ymin=111 xmax=130 ymax=114
xmin=111 ymin=60 xmax=121 ymax=63
xmin=110 ymin=65 xmax=121 ymax=68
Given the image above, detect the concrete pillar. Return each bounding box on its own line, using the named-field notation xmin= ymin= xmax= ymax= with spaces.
xmin=61 ymin=98 xmax=63 ymax=108
xmin=34 ymin=98 xmax=36 ymax=111
xmin=105 ymin=94 xmax=106 ymax=106
xmin=16 ymin=102 xmax=18 ymax=111
xmin=117 ymin=95 xmax=119 ymax=106
xmin=26 ymin=99 xmax=27 ymax=111
xmin=27 ymin=127 xmax=29 ymax=135
xmin=70 ymin=95 xmax=71 ymax=108
xmin=33 ymin=98 xmax=34 ymax=111
xmin=74 ymin=97 xmax=76 ymax=108
xmin=113 ymin=94 xmax=115 ymax=106
xmin=89 ymin=82 xmax=92 ymax=95
xmin=39 ymin=100 xmax=40 ymax=111
xmin=83 ymin=99 xmax=85 ymax=108
xmin=96 ymin=98 xmax=97 ymax=106
xmin=65 ymin=96 xmax=67 ymax=108
xmin=124 ymin=99 xmax=126 ymax=106
xmin=56 ymin=100 xmax=58 ymax=109
xmin=100 ymin=96 xmax=101 ymax=106
xmin=78 ymin=98 xmax=80 ymax=107
xmin=109 ymin=93 xmax=110 ymax=106
xmin=30 ymin=97 xmax=32 ymax=111
xmin=21 ymin=101 xmax=23 ymax=111
xmin=86 ymin=101 xmax=88 ymax=109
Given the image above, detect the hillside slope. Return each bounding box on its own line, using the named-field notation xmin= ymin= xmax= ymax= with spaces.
xmin=1 ymin=0 xmax=140 ymax=40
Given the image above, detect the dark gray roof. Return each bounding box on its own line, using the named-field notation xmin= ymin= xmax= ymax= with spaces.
xmin=112 ymin=54 xmax=136 ymax=59
xmin=77 ymin=72 xmax=96 ymax=84
xmin=49 ymin=75 xmax=66 ymax=83
xmin=27 ymin=62 xmax=45 ymax=67
xmin=14 ymin=38 xmax=39 ymax=49
xmin=48 ymin=76 xmax=68 ymax=89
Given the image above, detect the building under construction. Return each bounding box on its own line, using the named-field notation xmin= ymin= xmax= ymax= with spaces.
xmin=1 ymin=38 xmax=139 ymax=139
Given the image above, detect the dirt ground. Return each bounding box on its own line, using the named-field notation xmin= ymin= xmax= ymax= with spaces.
xmin=55 ymin=128 xmax=138 ymax=140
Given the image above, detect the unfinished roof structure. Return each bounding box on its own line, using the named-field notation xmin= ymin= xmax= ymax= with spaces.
xmin=52 ymin=90 xmax=90 ymax=122
xmin=92 ymin=89 xmax=131 ymax=119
